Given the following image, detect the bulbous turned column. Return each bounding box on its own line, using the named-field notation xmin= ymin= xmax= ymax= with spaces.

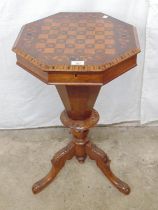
xmin=60 ymin=107 xmax=100 ymax=163
xmin=71 ymin=129 xmax=89 ymax=163
xmin=56 ymin=84 xmax=101 ymax=164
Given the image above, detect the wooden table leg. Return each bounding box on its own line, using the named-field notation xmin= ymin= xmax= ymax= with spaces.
xmin=32 ymin=141 xmax=75 ymax=194
xmin=86 ymin=142 xmax=130 ymax=195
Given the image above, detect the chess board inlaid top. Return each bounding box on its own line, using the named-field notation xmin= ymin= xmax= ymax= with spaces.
xmin=13 ymin=12 xmax=140 ymax=72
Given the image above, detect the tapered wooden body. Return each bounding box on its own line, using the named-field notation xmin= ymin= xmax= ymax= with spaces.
xmin=56 ymin=85 xmax=101 ymax=120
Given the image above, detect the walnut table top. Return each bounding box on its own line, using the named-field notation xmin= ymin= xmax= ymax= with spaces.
xmin=13 ymin=12 xmax=140 ymax=86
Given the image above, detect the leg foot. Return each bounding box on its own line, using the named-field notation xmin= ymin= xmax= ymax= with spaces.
xmin=32 ymin=141 xmax=75 ymax=194
xmin=86 ymin=142 xmax=130 ymax=195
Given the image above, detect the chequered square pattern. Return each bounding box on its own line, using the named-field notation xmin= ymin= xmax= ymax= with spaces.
xmin=16 ymin=13 xmax=133 ymax=67
xmin=29 ymin=16 xmax=118 ymax=64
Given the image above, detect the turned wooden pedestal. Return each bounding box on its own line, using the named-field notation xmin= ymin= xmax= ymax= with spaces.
xmin=12 ymin=12 xmax=140 ymax=195
xmin=32 ymin=85 xmax=130 ymax=195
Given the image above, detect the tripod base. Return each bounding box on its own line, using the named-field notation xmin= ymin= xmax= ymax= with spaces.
xmin=32 ymin=110 xmax=130 ymax=195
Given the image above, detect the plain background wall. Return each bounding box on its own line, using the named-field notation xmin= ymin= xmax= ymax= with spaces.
xmin=0 ymin=0 xmax=154 ymax=129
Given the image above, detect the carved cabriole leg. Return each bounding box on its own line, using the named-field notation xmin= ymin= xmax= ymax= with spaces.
xmin=32 ymin=141 xmax=75 ymax=194
xmin=86 ymin=142 xmax=130 ymax=195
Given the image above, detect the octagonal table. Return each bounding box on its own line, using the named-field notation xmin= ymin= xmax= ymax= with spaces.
xmin=12 ymin=12 xmax=140 ymax=195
